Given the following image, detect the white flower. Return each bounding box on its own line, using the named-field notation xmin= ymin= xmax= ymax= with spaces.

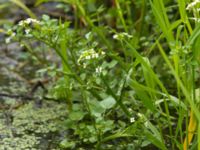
xmin=122 ymin=32 xmax=133 ymax=38
xmin=26 ymin=18 xmax=32 ymax=24
xmin=113 ymin=32 xmax=133 ymax=40
xmin=190 ymin=17 xmax=200 ymax=22
xmin=18 ymin=18 xmax=41 ymax=26
xmin=92 ymin=53 xmax=99 ymax=58
xmin=95 ymin=66 xmax=102 ymax=73
xmin=113 ymin=34 xmax=119 ymax=39
xmin=101 ymin=51 xmax=105 ymax=55
xmin=11 ymin=32 xmax=16 ymax=37
xmin=25 ymin=29 xmax=31 ymax=34
xmin=89 ymin=48 xmax=95 ymax=53
xmin=18 ymin=21 xmax=24 ymax=26
xmin=130 ymin=117 xmax=135 ymax=123
xmin=26 ymin=18 xmax=40 ymax=24
xmin=186 ymin=0 xmax=200 ymax=10
xmin=85 ymin=55 xmax=91 ymax=60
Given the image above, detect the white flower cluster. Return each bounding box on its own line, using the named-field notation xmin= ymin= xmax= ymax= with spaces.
xmin=5 ymin=18 xmax=41 ymax=44
xmin=130 ymin=117 xmax=135 ymax=123
xmin=95 ymin=66 xmax=102 ymax=73
xmin=186 ymin=0 xmax=200 ymax=23
xmin=18 ymin=18 xmax=41 ymax=26
xmin=78 ymin=48 xmax=105 ymax=65
xmin=186 ymin=0 xmax=200 ymax=10
xmin=113 ymin=32 xmax=133 ymax=40
xmin=190 ymin=17 xmax=200 ymax=22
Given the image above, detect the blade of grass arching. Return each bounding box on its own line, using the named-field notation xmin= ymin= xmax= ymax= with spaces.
xmin=133 ymin=85 xmax=156 ymax=112
xmin=128 ymin=78 xmax=161 ymax=96
xmin=184 ymin=32 xmax=200 ymax=150
xmin=174 ymin=25 xmax=184 ymax=99
xmin=156 ymin=41 xmax=200 ymax=122
xmin=190 ymin=28 xmax=200 ymax=66
xmin=173 ymin=26 xmax=185 ymax=120
xmin=144 ymin=118 xmax=168 ymax=150
xmin=156 ymin=41 xmax=200 ymax=149
xmin=128 ymin=78 xmax=187 ymax=118
xmin=126 ymin=41 xmax=171 ymax=102
xmin=187 ymin=23 xmax=200 ymax=46
xmin=146 ymin=19 xmax=182 ymax=56
xmin=124 ymin=40 xmax=174 ymax=140
xmin=177 ymin=0 xmax=192 ymax=34
xmin=0 ymin=2 xmax=10 ymax=9
xmin=144 ymin=130 xmax=167 ymax=150
xmin=152 ymin=0 xmax=170 ymax=28
xmin=115 ymin=0 xmax=128 ymax=32
xmin=141 ymin=57 xmax=157 ymax=100
xmin=35 ymin=0 xmax=53 ymax=6
xmin=10 ymin=0 xmax=36 ymax=19
xmin=101 ymin=133 xmax=133 ymax=143
xmin=119 ymin=63 xmax=157 ymax=112
xmin=174 ymin=108 xmax=186 ymax=147
xmin=150 ymin=0 xmax=174 ymax=43
xmin=101 ymin=124 xmax=135 ymax=143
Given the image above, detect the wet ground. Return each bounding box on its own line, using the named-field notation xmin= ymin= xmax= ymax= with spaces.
xmin=0 ymin=1 xmax=71 ymax=149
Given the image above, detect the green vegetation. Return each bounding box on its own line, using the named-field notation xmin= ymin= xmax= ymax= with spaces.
xmin=1 ymin=0 xmax=200 ymax=149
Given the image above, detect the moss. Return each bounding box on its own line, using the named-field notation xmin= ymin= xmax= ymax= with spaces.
xmin=0 ymin=101 xmax=67 ymax=149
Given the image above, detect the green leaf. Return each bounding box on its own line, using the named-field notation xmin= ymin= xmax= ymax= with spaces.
xmin=42 ymin=14 xmax=50 ymax=21
xmin=89 ymin=100 xmax=105 ymax=117
xmin=108 ymin=60 xmax=118 ymax=68
xmin=60 ymin=139 xmax=75 ymax=149
xmin=69 ymin=111 xmax=85 ymax=121
xmin=187 ymin=23 xmax=200 ymax=45
xmin=100 ymin=96 xmax=116 ymax=109
xmin=144 ymin=130 xmax=167 ymax=150
xmin=192 ymin=34 xmax=200 ymax=64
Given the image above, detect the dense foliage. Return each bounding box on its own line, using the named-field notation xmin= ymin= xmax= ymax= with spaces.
xmin=1 ymin=0 xmax=200 ymax=149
